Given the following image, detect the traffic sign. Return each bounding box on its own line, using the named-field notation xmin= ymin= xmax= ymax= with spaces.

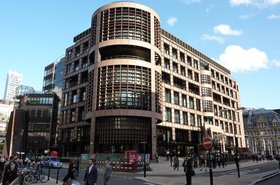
xmin=203 ymin=137 xmax=213 ymax=149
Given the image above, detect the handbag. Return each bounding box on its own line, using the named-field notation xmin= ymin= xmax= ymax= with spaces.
xmin=191 ymin=170 xmax=195 ymax=176
xmin=64 ymin=178 xmax=72 ymax=185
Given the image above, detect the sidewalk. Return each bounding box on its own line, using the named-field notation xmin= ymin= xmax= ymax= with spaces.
xmin=36 ymin=178 xmax=62 ymax=185
xmin=135 ymin=157 xmax=280 ymax=185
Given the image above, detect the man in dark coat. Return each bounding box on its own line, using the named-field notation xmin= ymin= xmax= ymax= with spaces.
xmin=84 ymin=158 xmax=98 ymax=185
xmin=183 ymin=156 xmax=193 ymax=185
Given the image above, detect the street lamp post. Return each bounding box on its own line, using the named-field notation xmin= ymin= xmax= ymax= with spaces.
xmin=220 ymin=107 xmax=245 ymax=178
xmin=141 ymin=141 xmax=146 ymax=177
xmin=20 ymin=129 xmax=24 ymax=159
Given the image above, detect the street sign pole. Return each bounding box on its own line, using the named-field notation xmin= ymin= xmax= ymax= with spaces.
xmin=203 ymin=137 xmax=213 ymax=185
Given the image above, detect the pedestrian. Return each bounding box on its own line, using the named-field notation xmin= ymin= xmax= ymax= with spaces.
xmin=166 ymin=150 xmax=170 ymax=161
xmin=217 ymin=155 xmax=221 ymax=168
xmin=199 ymin=155 xmax=207 ymax=171
xmin=103 ymin=160 xmax=112 ymax=185
xmin=84 ymin=158 xmax=98 ymax=185
xmin=220 ymin=154 xmax=225 ymax=168
xmin=170 ymin=154 xmax=173 ymax=167
xmin=173 ymin=156 xmax=179 ymax=171
xmin=155 ymin=153 xmax=159 ymax=163
xmin=62 ymin=159 xmax=76 ymax=185
xmin=183 ymin=156 xmax=193 ymax=185
xmin=74 ymin=157 xmax=80 ymax=177
xmin=2 ymin=156 xmax=18 ymax=185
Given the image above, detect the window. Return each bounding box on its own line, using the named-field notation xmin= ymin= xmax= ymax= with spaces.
xmin=71 ymin=109 xmax=76 ymax=122
xmin=225 ymin=122 xmax=229 ymax=132
xmin=187 ymin=69 xmax=193 ymax=79
xmin=182 ymin=94 xmax=187 ymax=107
xmin=189 ymin=97 xmax=194 ymax=109
xmin=196 ymin=99 xmax=201 ymax=111
xmin=201 ymin=74 xmax=211 ymax=84
xmin=220 ymin=121 xmax=224 ymax=130
xmin=164 ymin=43 xmax=170 ymax=54
xmin=193 ymin=59 xmax=199 ymax=69
xmin=197 ymin=115 xmax=202 ymax=127
xmin=183 ymin=112 xmax=188 ymax=125
xmin=202 ymin=87 xmax=212 ymax=97
xmin=172 ymin=48 xmax=177 ymax=59
xmin=173 ymin=62 xmax=178 ymax=73
xmin=174 ymin=109 xmax=180 ymax=123
xmin=165 ymin=88 xmax=171 ymax=103
xmin=166 ymin=107 xmax=171 ymax=122
xmin=194 ymin=72 xmax=199 ymax=82
xmin=181 ymin=66 xmax=185 ymax=76
xmin=174 ymin=91 xmax=179 ymax=105
xmin=190 ymin=113 xmax=195 ymax=126
xmin=202 ymin=100 xmax=213 ymax=112
xmin=162 ymin=72 xmax=171 ymax=84
xmin=180 ymin=52 xmax=185 ymax=62
xmin=187 ymin=56 xmax=192 ymax=66
xmin=164 ymin=58 xmax=170 ymax=70
xmin=72 ymin=91 xmax=78 ymax=103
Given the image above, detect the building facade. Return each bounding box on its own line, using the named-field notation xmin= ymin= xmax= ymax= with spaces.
xmin=4 ymin=70 xmax=23 ymax=101
xmin=59 ymin=2 xmax=244 ymax=157
xmin=0 ymin=101 xmax=14 ymax=155
xmin=43 ymin=56 xmax=65 ymax=99
xmin=5 ymin=93 xmax=59 ymax=156
xmin=243 ymin=109 xmax=280 ymax=156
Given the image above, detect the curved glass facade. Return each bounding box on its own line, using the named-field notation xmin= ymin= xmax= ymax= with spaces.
xmin=99 ymin=7 xmax=151 ymax=43
xmin=97 ymin=65 xmax=151 ymax=110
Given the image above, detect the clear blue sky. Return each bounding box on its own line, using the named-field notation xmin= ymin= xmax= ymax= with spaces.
xmin=0 ymin=0 xmax=279 ymax=109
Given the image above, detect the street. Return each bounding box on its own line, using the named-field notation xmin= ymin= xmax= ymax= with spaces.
xmin=43 ymin=159 xmax=280 ymax=185
xmin=46 ymin=167 xmax=156 ymax=185
xmin=256 ymin=173 xmax=280 ymax=185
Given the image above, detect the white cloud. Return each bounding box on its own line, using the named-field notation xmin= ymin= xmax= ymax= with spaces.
xmin=271 ymin=59 xmax=280 ymax=67
xmin=229 ymin=0 xmax=280 ymax=7
xmin=167 ymin=17 xmax=178 ymax=26
xmin=216 ymin=45 xmax=269 ymax=72
xmin=184 ymin=0 xmax=201 ymax=4
xmin=266 ymin=0 xmax=280 ymax=5
xmin=229 ymin=0 xmax=253 ymax=6
xmin=214 ymin=24 xmax=242 ymax=36
xmin=239 ymin=13 xmax=255 ymax=19
xmin=201 ymin=34 xmax=225 ymax=44
xmin=268 ymin=14 xmax=280 ymax=20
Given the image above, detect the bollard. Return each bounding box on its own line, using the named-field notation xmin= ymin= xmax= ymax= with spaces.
xmin=209 ymin=150 xmax=213 ymax=185
xmin=56 ymin=167 xmax=61 ymax=184
xmin=48 ymin=165 xmax=51 ymax=181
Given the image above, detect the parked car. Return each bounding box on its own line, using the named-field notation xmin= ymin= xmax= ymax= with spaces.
xmin=41 ymin=156 xmax=63 ymax=168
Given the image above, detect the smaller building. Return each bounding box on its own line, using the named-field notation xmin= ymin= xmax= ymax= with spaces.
xmin=243 ymin=108 xmax=280 ymax=156
xmin=43 ymin=56 xmax=65 ymax=99
xmin=0 ymin=101 xmax=14 ymax=155
xmin=3 ymin=70 xmax=23 ymax=101
xmin=5 ymin=92 xmax=59 ymax=157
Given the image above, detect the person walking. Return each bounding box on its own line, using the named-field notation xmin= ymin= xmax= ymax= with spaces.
xmin=103 ymin=160 xmax=112 ymax=185
xmin=155 ymin=153 xmax=159 ymax=163
xmin=183 ymin=156 xmax=193 ymax=185
xmin=84 ymin=158 xmax=98 ymax=185
xmin=173 ymin=156 xmax=179 ymax=171
xmin=62 ymin=159 xmax=76 ymax=185
xmin=199 ymin=155 xmax=207 ymax=171
xmin=2 ymin=156 xmax=18 ymax=185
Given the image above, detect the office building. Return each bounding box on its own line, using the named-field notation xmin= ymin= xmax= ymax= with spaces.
xmin=243 ymin=108 xmax=280 ymax=155
xmin=0 ymin=101 xmax=14 ymax=155
xmin=3 ymin=70 xmax=23 ymax=101
xmin=59 ymin=2 xmax=244 ymax=157
xmin=43 ymin=56 xmax=65 ymax=99
xmin=5 ymin=92 xmax=59 ymax=156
